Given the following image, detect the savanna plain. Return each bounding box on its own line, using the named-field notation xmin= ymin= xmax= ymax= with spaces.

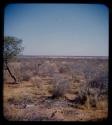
xmin=3 ymin=56 xmax=108 ymax=121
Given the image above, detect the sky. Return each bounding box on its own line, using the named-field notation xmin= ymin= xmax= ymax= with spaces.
xmin=4 ymin=4 xmax=109 ymax=56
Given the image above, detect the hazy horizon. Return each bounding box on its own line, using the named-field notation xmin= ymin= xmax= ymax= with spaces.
xmin=18 ymin=54 xmax=108 ymax=57
xmin=4 ymin=4 xmax=109 ymax=56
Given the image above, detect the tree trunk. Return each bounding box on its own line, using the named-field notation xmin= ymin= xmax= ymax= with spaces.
xmin=5 ymin=61 xmax=17 ymax=83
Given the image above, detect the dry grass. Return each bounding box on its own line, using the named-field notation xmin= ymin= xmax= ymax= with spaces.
xmin=3 ymin=79 xmax=108 ymax=121
xmin=3 ymin=58 xmax=108 ymax=121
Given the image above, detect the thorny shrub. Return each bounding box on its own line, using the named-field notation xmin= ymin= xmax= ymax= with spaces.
xmin=51 ymin=75 xmax=70 ymax=98
xmin=73 ymin=64 xmax=108 ymax=108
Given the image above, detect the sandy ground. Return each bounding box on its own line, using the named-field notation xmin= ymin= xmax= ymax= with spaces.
xmin=3 ymin=75 xmax=108 ymax=121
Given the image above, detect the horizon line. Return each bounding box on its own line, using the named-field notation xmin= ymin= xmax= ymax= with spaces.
xmin=19 ymin=54 xmax=108 ymax=57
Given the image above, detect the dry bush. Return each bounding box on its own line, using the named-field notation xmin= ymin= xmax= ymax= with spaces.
xmin=72 ymin=86 xmax=87 ymax=105
xmin=22 ymin=73 xmax=31 ymax=81
xmin=4 ymin=106 xmax=51 ymax=121
xmin=72 ymin=75 xmax=80 ymax=83
xmin=51 ymin=78 xmax=70 ymax=99
xmin=30 ymin=77 xmax=42 ymax=88
xmin=4 ymin=62 xmax=35 ymax=82
xmin=38 ymin=62 xmax=58 ymax=76
xmin=7 ymin=94 xmax=34 ymax=105
xmin=58 ymin=63 xmax=70 ymax=74
xmin=20 ymin=62 xmax=34 ymax=81
xmin=72 ymin=63 xmax=108 ymax=109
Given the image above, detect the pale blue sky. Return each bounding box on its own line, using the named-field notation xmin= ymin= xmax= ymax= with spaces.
xmin=4 ymin=4 xmax=109 ymax=56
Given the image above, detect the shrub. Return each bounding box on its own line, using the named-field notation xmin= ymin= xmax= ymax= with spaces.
xmin=58 ymin=63 xmax=70 ymax=74
xmin=30 ymin=77 xmax=42 ymax=88
xmin=73 ymin=95 xmax=87 ymax=105
xmin=22 ymin=72 xmax=31 ymax=81
xmin=51 ymin=78 xmax=70 ymax=99
xmin=75 ymin=65 xmax=108 ymax=108
xmin=89 ymin=95 xmax=97 ymax=107
xmin=38 ymin=62 xmax=58 ymax=76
